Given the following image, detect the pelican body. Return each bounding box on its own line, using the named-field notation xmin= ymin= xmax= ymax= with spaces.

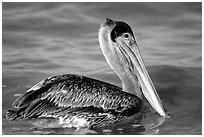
xmin=6 ymin=18 xmax=166 ymax=129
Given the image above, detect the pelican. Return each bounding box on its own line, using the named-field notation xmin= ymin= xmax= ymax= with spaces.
xmin=6 ymin=18 xmax=166 ymax=129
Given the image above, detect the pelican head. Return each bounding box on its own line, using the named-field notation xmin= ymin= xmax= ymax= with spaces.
xmin=98 ymin=18 xmax=166 ymax=117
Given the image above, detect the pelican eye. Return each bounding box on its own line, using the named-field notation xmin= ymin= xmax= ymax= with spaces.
xmin=123 ymin=33 xmax=130 ymax=39
xmin=110 ymin=21 xmax=134 ymax=43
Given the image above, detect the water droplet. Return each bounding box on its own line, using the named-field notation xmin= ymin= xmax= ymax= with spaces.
xmin=2 ymin=85 xmax=7 ymax=88
xmin=103 ymin=129 xmax=112 ymax=133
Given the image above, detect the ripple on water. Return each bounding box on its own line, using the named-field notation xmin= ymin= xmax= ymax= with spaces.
xmin=2 ymin=2 xmax=202 ymax=135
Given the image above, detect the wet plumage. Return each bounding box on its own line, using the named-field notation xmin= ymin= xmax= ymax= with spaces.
xmin=7 ymin=74 xmax=142 ymax=128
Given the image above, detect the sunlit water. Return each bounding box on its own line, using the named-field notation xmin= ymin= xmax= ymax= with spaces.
xmin=2 ymin=2 xmax=202 ymax=135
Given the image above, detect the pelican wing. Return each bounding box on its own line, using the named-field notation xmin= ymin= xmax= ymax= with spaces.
xmin=11 ymin=74 xmax=142 ymax=119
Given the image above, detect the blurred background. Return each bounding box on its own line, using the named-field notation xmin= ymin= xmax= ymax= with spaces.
xmin=2 ymin=2 xmax=202 ymax=135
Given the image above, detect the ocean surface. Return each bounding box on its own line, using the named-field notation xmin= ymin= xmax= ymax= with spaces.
xmin=2 ymin=2 xmax=202 ymax=135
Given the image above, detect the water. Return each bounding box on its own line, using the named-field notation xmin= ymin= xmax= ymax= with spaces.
xmin=2 ymin=2 xmax=202 ymax=135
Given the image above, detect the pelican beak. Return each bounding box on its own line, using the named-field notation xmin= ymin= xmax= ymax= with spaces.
xmin=120 ymin=40 xmax=166 ymax=117
xmin=99 ymin=18 xmax=166 ymax=117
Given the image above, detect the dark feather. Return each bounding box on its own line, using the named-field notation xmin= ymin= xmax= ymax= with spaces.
xmin=7 ymin=74 xmax=142 ymax=127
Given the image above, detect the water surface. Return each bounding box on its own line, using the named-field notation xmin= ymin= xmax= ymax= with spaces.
xmin=2 ymin=2 xmax=202 ymax=135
